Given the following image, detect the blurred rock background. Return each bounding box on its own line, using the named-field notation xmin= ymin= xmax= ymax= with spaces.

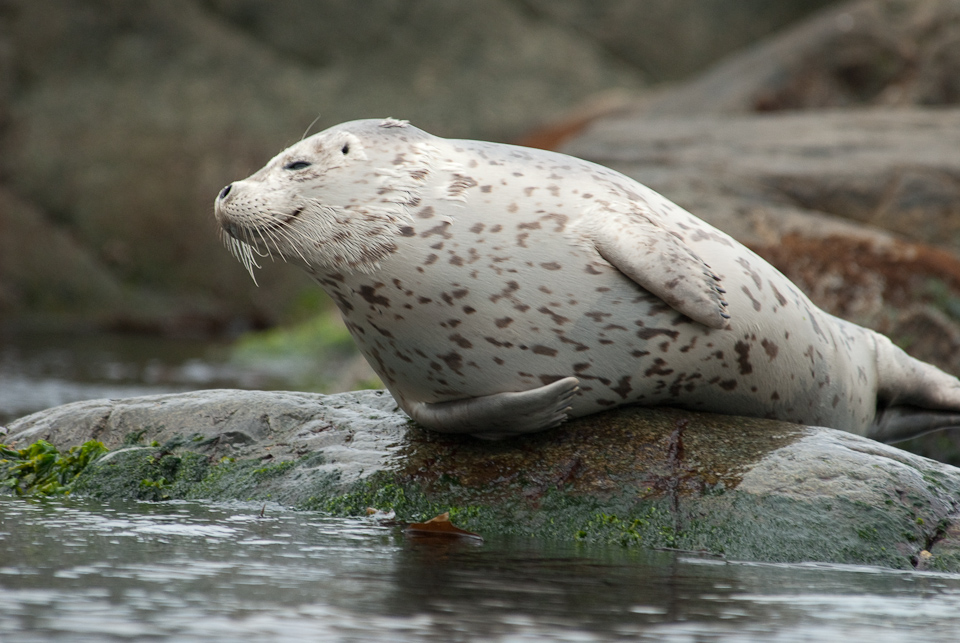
xmin=4 ymin=0 xmax=960 ymax=459
xmin=0 ymin=0 xmax=837 ymax=332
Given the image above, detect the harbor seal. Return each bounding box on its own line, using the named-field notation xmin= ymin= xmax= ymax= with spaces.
xmin=214 ymin=118 xmax=960 ymax=440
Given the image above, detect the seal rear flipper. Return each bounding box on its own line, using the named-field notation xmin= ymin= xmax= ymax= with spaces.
xmin=868 ymin=406 xmax=960 ymax=443
xmin=589 ymin=208 xmax=729 ymax=329
xmin=399 ymin=377 xmax=579 ymax=439
xmin=870 ymin=334 xmax=960 ymax=441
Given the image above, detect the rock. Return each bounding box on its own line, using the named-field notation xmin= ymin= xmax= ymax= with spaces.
xmin=5 ymin=389 xmax=960 ymax=571
xmin=632 ymin=0 xmax=960 ymax=116
xmin=521 ymin=0 xmax=840 ymax=82
xmin=0 ymin=186 xmax=126 ymax=320
xmin=563 ymin=108 xmax=960 ymax=249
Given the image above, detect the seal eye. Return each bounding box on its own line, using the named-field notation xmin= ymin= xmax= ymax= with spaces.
xmin=284 ymin=161 xmax=312 ymax=171
xmin=341 ymin=144 xmax=350 ymax=155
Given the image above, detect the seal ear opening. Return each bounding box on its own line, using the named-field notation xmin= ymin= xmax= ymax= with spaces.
xmin=327 ymin=133 xmax=366 ymax=160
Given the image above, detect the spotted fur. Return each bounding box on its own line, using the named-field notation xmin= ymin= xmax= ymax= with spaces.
xmin=216 ymin=119 xmax=960 ymax=440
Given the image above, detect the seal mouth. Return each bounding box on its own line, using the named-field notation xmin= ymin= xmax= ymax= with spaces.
xmin=222 ymin=221 xmax=244 ymax=240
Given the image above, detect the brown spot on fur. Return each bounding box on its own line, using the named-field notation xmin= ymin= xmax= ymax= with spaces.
xmin=741 ymin=286 xmax=762 ymax=312
xmin=490 ymin=281 xmax=520 ymax=303
xmin=532 ymin=345 xmax=558 ymax=357
xmin=734 ymin=341 xmax=753 ymax=375
xmin=610 ymin=376 xmax=632 ymax=399
xmin=370 ymin=322 xmax=394 ymax=338
xmin=421 ymin=222 xmax=452 ymax=238
xmin=644 ymin=358 xmax=673 ymax=377
xmin=761 ymin=339 xmax=779 ymax=360
xmin=540 ymin=262 xmax=561 ymax=270
xmin=541 ymin=212 xmax=569 ymax=232
xmin=449 ymin=334 xmax=473 ymax=349
xmin=359 ymin=285 xmax=390 ymax=307
xmin=439 ymin=351 xmax=464 ymax=374
xmin=495 ymin=317 xmax=514 ymax=328
xmin=538 ymin=306 xmax=570 ymax=325
xmin=636 ymin=327 xmax=680 ymax=341
xmin=539 ymin=374 xmax=566 ymax=385
xmin=559 ymin=336 xmax=590 ymax=351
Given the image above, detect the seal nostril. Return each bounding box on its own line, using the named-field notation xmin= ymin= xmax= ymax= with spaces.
xmin=219 ymin=184 xmax=232 ymax=200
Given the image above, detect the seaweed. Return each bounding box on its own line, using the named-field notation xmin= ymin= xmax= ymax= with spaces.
xmin=0 ymin=439 xmax=108 ymax=496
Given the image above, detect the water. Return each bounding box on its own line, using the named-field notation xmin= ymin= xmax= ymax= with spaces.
xmin=0 ymin=331 xmax=290 ymax=424
xmin=5 ymin=333 xmax=960 ymax=640
xmin=1 ymin=497 xmax=960 ymax=642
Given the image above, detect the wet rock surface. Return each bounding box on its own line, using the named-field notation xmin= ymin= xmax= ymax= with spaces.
xmin=6 ymin=389 xmax=960 ymax=571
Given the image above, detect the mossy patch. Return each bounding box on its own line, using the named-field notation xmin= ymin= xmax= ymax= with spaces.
xmin=308 ymin=467 xmax=937 ymax=569
xmin=73 ymin=448 xmax=212 ymax=501
xmin=1 ymin=439 xmax=108 ymax=496
xmin=1 ymin=436 xmax=338 ymax=505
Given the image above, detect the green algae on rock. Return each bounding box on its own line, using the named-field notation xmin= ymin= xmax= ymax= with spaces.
xmin=0 ymin=439 xmax=107 ymax=496
xmin=5 ymin=389 xmax=960 ymax=571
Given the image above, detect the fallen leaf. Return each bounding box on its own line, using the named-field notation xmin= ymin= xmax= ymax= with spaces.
xmin=404 ymin=512 xmax=483 ymax=541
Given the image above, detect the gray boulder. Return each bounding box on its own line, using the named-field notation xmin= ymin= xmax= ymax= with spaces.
xmin=5 ymin=388 xmax=960 ymax=571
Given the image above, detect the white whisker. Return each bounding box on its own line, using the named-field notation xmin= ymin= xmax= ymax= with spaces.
xmin=301 ymin=113 xmax=323 ymax=141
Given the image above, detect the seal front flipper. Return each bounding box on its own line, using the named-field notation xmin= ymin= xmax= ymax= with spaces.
xmin=588 ymin=207 xmax=730 ymax=329
xmin=400 ymin=377 xmax=579 ymax=440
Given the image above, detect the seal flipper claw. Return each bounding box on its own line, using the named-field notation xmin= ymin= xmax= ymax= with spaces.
xmin=589 ymin=208 xmax=729 ymax=329
xmin=400 ymin=376 xmax=580 ymax=439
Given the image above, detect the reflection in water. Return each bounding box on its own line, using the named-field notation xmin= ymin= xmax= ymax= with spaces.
xmin=2 ymin=497 xmax=960 ymax=642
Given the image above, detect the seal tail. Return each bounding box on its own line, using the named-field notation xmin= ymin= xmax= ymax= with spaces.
xmin=869 ymin=335 xmax=960 ymax=442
